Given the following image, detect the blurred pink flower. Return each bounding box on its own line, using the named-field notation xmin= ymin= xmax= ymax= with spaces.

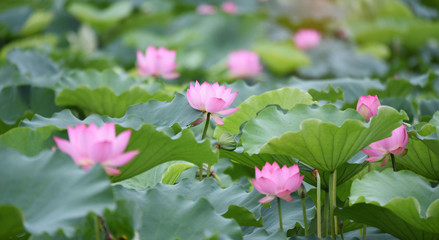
xmin=356 ymin=95 xmax=381 ymax=122
xmin=252 ymin=162 xmax=304 ymax=203
xmin=292 ymin=29 xmax=321 ymax=50
xmin=197 ymin=4 xmax=216 ymax=15
xmin=187 ymin=81 xmax=238 ymax=125
xmin=228 ymin=50 xmax=263 ymax=78
xmin=53 ymin=123 xmax=139 ymax=175
xmin=222 ymin=1 xmax=237 ymax=14
xmin=362 ymin=125 xmax=409 ymax=166
xmin=137 ymin=46 xmax=179 ymax=79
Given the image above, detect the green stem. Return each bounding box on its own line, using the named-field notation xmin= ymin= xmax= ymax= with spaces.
xmin=201 ymin=112 xmax=211 ymax=140
xmin=301 ymin=197 xmax=309 ymax=235
xmin=199 ymin=113 xmax=211 ymax=181
xmin=329 ymin=171 xmax=337 ymax=240
xmin=317 ymin=172 xmax=322 ymax=238
xmin=333 ymin=170 xmax=338 ymax=236
xmin=277 ymin=197 xmax=284 ymax=232
xmin=323 ymin=191 xmax=329 ymax=237
xmin=206 ymin=164 xmax=211 ymax=178
xmin=362 ymin=224 xmax=367 ymax=240
xmin=94 ymin=215 xmax=101 ymax=240
xmin=391 ymin=153 xmax=396 ymax=172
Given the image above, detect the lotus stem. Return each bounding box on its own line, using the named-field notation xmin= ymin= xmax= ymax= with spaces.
xmin=333 ymin=170 xmax=338 ymax=235
xmin=199 ymin=112 xmax=211 ymax=181
xmin=94 ymin=215 xmax=101 ymax=240
xmin=362 ymin=224 xmax=367 ymax=240
xmin=391 ymin=153 xmax=396 ymax=172
xmin=301 ymin=197 xmax=308 ymax=235
xmin=316 ymin=171 xmax=322 ymax=238
xmin=277 ymin=197 xmax=284 ymax=232
xmin=329 ymin=171 xmax=337 ymax=240
xmin=323 ymin=191 xmax=329 ymax=237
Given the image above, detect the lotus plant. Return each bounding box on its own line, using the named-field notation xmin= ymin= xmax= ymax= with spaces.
xmin=228 ymin=50 xmax=263 ymax=79
xmin=356 ymin=95 xmax=381 ymax=122
xmin=362 ymin=125 xmax=409 ymax=170
xmin=137 ymin=46 xmax=179 ymax=79
xmin=53 ymin=123 xmax=139 ymax=175
xmin=252 ymin=162 xmax=304 ymax=231
xmin=293 ymin=29 xmax=321 ymax=51
xmin=187 ymin=81 xmax=239 ymax=126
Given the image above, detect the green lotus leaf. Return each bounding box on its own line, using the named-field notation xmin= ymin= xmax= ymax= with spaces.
xmin=112 ymin=124 xmax=218 ymax=182
xmin=396 ymin=135 xmax=439 ymax=181
xmin=241 ymin=105 xmax=404 ymax=172
xmin=110 ymin=185 xmax=242 ymax=240
xmin=143 ymin=178 xmax=263 ymax=226
xmin=3 ymin=108 xmax=216 ymax=183
xmin=214 ymin=87 xmax=315 ymax=139
xmin=67 ymin=1 xmax=133 ymax=30
xmin=340 ymin=169 xmax=439 ymax=238
xmin=0 ymin=148 xmax=115 ymax=238
xmin=253 ymin=42 xmax=310 ymax=75
xmin=220 ymin=147 xmax=293 ymax=169
xmin=55 ymin=69 xmax=172 ymax=117
xmin=23 ymin=93 xmax=201 ymax=131
xmin=308 ymin=85 xmax=344 ymax=103
xmin=287 ymin=77 xmax=385 ymax=103
xmin=260 ymin=193 xmax=315 ymax=234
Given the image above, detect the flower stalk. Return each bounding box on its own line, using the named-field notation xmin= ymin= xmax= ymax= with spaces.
xmin=199 ymin=113 xmax=211 ymax=181
xmin=391 ymin=153 xmax=396 ymax=172
xmin=316 ymin=170 xmax=322 ymax=238
xmin=277 ymin=197 xmax=284 ymax=232
xmin=328 ymin=170 xmax=337 ymax=240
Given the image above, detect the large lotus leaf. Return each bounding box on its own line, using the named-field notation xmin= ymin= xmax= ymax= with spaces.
xmin=243 ymin=228 xmax=286 ymax=240
xmin=23 ymin=93 xmax=201 ymax=131
xmin=220 ymin=147 xmax=293 ymax=169
xmin=121 ymin=93 xmax=202 ymax=129
xmin=112 ymin=124 xmax=218 ymax=182
xmin=0 ymin=205 xmax=28 ymax=239
xmin=55 ymin=69 xmax=172 ymax=117
xmin=7 ymin=116 xmax=217 ymax=183
xmin=287 ymin=77 xmax=385 ymax=103
xmin=146 ymin=178 xmax=262 ymax=226
xmin=253 ymin=42 xmax=310 ymax=75
xmin=0 ymin=148 xmax=115 ymax=238
xmin=67 ymin=1 xmax=133 ymax=30
xmin=396 ymin=136 xmax=439 ymax=181
xmin=214 ymin=87 xmax=315 ymax=138
xmin=0 ymin=6 xmax=32 ymax=35
xmin=110 ymin=186 xmax=242 ymax=240
xmin=298 ymin=40 xmax=388 ymax=78
xmin=242 ymin=105 xmax=404 ymax=172
xmin=343 ymin=169 xmax=439 ymax=236
xmin=7 ymin=49 xmax=59 ymax=81
xmin=260 ymin=193 xmax=315 ymax=234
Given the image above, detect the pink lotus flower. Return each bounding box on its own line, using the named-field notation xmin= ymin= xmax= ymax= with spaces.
xmin=197 ymin=4 xmax=216 ymax=15
xmin=137 ymin=46 xmax=179 ymax=79
xmin=362 ymin=125 xmax=409 ymax=166
xmin=228 ymin=50 xmax=263 ymax=79
xmin=252 ymin=162 xmax=304 ymax=203
xmin=356 ymin=95 xmax=381 ymax=122
xmin=187 ymin=81 xmax=239 ymax=125
xmin=292 ymin=29 xmax=321 ymax=51
xmin=53 ymin=123 xmax=139 ymax=175
xmin=222 ymin=1 xmax=237 ymax=14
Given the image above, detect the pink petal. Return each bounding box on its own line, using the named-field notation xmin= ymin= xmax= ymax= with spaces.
xmin=205 ymin=97 xmax=226 ymax=113
xmin=258 ymin=195 xmax=276 ymax=203
xmin=211 ymin=114 xmax=224 ymax=125
xmin=276 ymin=190 xmax=294 ymax=202
xmin=217 ymin=108 xmax=239 ymax=116
xmin=112 ymin=129 xmax=132 ymax=155
xmin=252 ymin=177 xmax=277 ymax=195
xmin=284 ymin=174 xmax=304 ymax=192
xmin=103 ymin=167 xmax=121 ymax=175
xmin=97 ymin=122 xmax=116 ymax=141
xmin=106 ymin=150 xmax=139 ymax=167
xmin=90 ymin=141 xmax=113 ymax=163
